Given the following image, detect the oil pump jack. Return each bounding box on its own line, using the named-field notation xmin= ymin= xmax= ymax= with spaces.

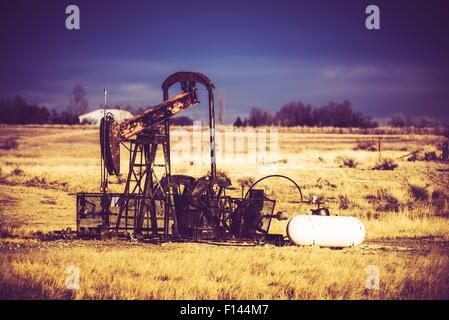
xmin=76 ymin=71 xmax=296 ymax=244
xmin=76 ymin=71 xmax=366 ymax=248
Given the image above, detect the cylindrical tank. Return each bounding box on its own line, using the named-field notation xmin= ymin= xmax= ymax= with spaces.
xmin=287 ymin=215 xmax=365 ymax=247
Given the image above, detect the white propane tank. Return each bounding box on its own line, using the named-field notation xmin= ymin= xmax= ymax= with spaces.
xmin=287 ymin=215 xmax=366 ymax=247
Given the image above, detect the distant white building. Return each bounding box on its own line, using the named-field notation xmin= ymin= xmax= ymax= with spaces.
xmin=79 ymin=109 xmax=133 ymax=126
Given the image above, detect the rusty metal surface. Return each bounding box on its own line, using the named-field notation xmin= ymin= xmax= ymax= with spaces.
xmin=84 ymin=72 xmax=292 ymax=245
xmin=100 ymin=115 xmax=120 ymax=175
xmin=119 ymin=92 xmax=198 ymax=140
xmin=161 ymin=71 xmax=215 ymax=92
xmin=162 ymin=71 xmax=217 ymax=179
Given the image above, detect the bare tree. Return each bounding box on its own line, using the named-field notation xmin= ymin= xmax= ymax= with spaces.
xmin=69 ymin=85 xmax=88 ymax=116
xmin=248 ymin=107 xmax=272 ymax=127
xmin=233 ymin=116 xmax=243 ymax=127
xmin=389 ymin=113 xmax=412 ymax=127
xmin=237 ymin=100 xmax=377 ymax=128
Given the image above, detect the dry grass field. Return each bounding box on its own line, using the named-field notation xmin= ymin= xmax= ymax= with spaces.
xmin=1 ymin=124 xmax=449 ymax=299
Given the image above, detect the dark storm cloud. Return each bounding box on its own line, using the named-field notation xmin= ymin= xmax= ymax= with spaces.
xmin=0 ymin=0 xmax=448 ymax=123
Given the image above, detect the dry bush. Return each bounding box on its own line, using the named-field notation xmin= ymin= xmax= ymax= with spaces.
xmin=338 ymin=195 xmax=350 ymax=210
xmin=206 ymin=169 xmax=231 ymax=184
xmin=407 ymin=145 xmax=440 ymax=161
xmin=0 ymin=138 xmax=19 ymax=150
xmin=408 ymin=184 xmax=429 ymax=202
xmin=25 ymin=176 xmax=49 ymax=188
xmin=354 ymin=140 xmax=377 ymax=151
xmin=237 ymin=176 xmax=255 ymax=188
xmin=237 ymin=176 xmax=256 ymax=197
xmin=25 ymin=176 xmax=69 ymax=191
xmin=335 ymin=156 xmax=358 ymax=168
xmin=432 ymin=190 xmax=445 ymax=201
xmin=216 ymin=169 xmax=230 ymax=180
xmin=11 ymin=167 xmax=24 ymax=176
xmin=0 ymin=167 xmax=7 ymax=184
xmin=316 ymin=178 xmax=337 ymax=189
xmin=366 ymin=188 xmax=402 ymax=212
xmin=431 ymin=190 xmax=449 ymax=215
xmin=373 ymin=158 xmax=398 ymax=170
xmin=116 ymin=175 xmax=126 ymax=184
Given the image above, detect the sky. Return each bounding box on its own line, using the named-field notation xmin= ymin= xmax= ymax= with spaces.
xmin=0 ymin=0 xmax=448 ymax=124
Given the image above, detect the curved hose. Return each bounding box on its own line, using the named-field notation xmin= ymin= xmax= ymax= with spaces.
xmin=244 ymin=174 xmax=303 ymax=203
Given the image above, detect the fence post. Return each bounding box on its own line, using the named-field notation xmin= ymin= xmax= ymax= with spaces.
xmin=378 ymin=138 xmax=382 ymax=161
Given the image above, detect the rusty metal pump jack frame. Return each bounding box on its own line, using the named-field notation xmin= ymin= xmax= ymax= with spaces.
xmin=76 ymin=71 xmax=297 ymax=245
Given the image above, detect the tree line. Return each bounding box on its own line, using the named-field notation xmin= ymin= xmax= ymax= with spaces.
xmin=0 ymin=90 xmax=442 ymax=129
xmin=234 ymin=100 xmax=378 ymax=128
xmin=0 ymin=96 xmax=80 ymax=124
xmin=0 ymin=85 xmax=88 ymax=125
xmin=0 ymin=84 xmax=198 ymax=126
xmin=234 ymin=100 xmax=442 ymax=128
xmin=388 ymin=113 xmax=440 ymax=128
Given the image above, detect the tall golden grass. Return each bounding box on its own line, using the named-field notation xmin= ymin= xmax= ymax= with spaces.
xmin=0 ymin=125 xmax=448 ymax=299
